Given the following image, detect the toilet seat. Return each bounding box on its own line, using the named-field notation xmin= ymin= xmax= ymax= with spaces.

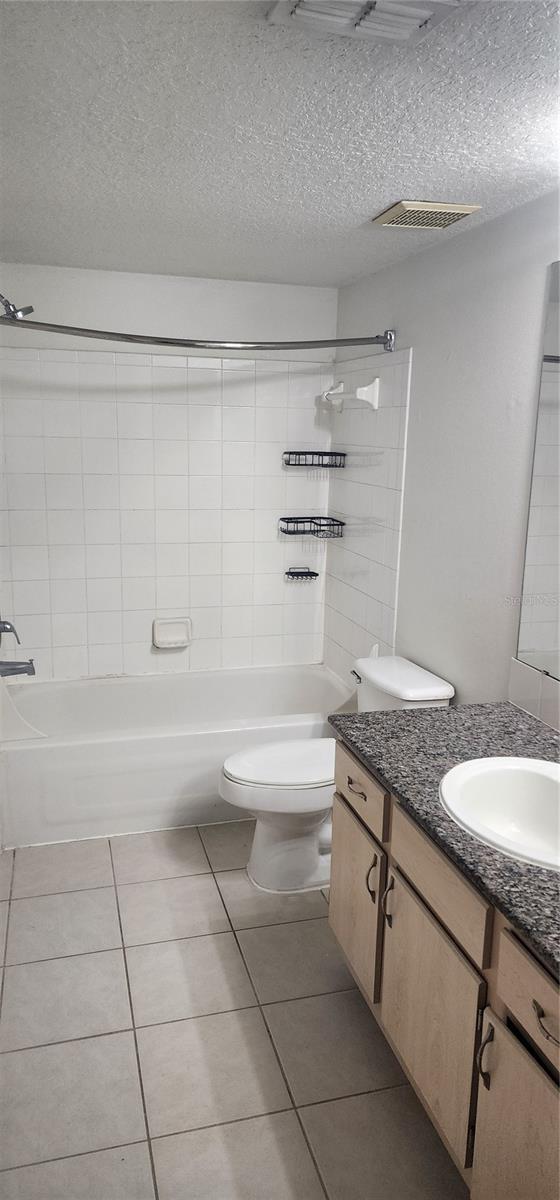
xmin=223 ymin=738 xmax=335 ymax=789
xmin=220 ymin=737 xmax=336 ymax=815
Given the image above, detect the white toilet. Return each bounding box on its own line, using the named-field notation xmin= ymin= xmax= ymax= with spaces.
xmin=219 ymin=654 xmax=454 ymax=893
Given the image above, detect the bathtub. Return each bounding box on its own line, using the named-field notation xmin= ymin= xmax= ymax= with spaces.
xmin=1 ymin=665 xmax=352 ymax=848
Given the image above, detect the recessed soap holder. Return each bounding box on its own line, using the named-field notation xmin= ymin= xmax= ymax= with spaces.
xmin=152 ymin=617 xmax=192 ymax=649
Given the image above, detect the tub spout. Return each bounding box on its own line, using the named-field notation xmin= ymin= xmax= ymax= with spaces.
xmin=0 ymin=659 xmax=35 ymax=678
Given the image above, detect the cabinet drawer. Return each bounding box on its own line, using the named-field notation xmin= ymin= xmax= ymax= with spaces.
xmin=391 ymin=804 xmax=493 ymax=969
xmin=335 ymin=742 xmax=389 ymax=842
xmin=497 ymin=930 xmax=559 ymax=1070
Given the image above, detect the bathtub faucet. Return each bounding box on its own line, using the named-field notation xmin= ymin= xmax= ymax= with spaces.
xmin=0 ymin=659 xmax=35 ymax=678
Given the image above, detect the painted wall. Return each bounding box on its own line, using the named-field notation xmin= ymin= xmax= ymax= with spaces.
xmin=0 ymin=263 xmax=337 ymax=360
xmin=337 ymin=191 xmax=560 ymax=702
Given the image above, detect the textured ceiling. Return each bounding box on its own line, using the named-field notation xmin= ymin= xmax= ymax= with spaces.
xmin=0 ymin=0 xmax=558 ymax=286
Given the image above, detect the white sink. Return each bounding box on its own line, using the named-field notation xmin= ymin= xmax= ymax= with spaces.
xmin=439 ymin=757 xmax=560 ymax=870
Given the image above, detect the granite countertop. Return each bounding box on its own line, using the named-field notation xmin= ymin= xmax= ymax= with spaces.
xmin=329 ymin=702 xmax=560 ymax=976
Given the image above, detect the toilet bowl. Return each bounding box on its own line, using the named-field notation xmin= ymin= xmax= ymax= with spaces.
xmin=220 ymin=739 xmax=335 ymax=891
xmin=219 ymin=653 xmax=454 ymax=892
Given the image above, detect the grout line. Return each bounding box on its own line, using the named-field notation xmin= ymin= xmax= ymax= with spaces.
xmin=296 ymin=1082 xmax=410 ymax=1112
xmin=8 ymin=873 xmax=214 ymax=902
xmin=0 ymin=851 xmax=16 ymax=1022
xmin=218 ymin=864 xmax=333 ymax=1200
xmin=0 ymin=1139 xmax=149 ymax=1177
xmin=0 ymin=1025 xmax=134 ymax=1057
xmin=108 ymin=840 xmax=160 ymax=1200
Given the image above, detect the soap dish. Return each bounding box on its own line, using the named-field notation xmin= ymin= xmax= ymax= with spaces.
xmin=152 ymin=617 xmax=192 ymax=649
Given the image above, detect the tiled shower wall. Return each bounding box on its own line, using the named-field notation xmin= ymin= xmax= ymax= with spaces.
xmin=0 ymin=347 xmax=334 ymax=678
xmin=324 ymin=349 xmax=411 ymax=681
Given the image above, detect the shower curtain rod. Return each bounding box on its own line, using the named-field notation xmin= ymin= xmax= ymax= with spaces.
xmin=0 ymin=295 xmax=396 ymax=353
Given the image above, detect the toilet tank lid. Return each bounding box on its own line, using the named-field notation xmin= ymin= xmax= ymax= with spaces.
xmin=354 ymin=655 xmax=455 ymax=701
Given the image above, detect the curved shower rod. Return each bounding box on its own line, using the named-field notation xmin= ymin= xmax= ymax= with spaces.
xmin=0 ymin=293 xmax=395 ymax=353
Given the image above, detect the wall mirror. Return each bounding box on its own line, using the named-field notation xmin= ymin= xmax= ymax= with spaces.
xmin=517 ymin=261 xmax=559 ymax=681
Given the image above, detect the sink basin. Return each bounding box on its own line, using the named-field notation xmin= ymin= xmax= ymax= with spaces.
xmin=439 ymin=757 xmax=560 ymax=870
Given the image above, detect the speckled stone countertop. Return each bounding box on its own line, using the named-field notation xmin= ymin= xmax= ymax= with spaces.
xmin=329 ymin=702 xmax=560 ymax=976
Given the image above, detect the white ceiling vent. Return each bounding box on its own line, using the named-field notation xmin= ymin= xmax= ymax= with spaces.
xmin=372 ymin=200 xmax=481 ymax=229
xmin=268 ymin=1 xmax=461 ymax=45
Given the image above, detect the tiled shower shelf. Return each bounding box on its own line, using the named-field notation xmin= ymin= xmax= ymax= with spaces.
xmin=278 ymin=517 xmax=345 ymax=539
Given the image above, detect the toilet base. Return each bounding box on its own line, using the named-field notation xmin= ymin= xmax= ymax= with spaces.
xmin=247 ymin=809 xmax=332 ymax=892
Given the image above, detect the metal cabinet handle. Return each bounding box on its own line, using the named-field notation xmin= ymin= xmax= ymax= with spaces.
xmin=476 ymin=1022 xmax=494 ymax=1090
xmin=532 ymin=1000 xmax=560 ymax=1048
xmin=381 ymin=875 xmax=395 ymax=927
xmin=365 ymin=854 xmax=378 ymax=902
xmin=347 ymin=775 xmax=367 ymax=802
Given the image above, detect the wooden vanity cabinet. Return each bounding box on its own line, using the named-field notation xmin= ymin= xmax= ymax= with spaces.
xmin=329 ymin=740 xmax=560 ymax=1195
xmin=471 ymin=1010 xmax=559 ymax=1200
xmin=380 ymin=868 xmax=485 ymax=1167
xmin=329 ymin=792 xmax=386 ymax=1003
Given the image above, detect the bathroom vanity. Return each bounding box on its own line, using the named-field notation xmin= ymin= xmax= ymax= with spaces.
xmin=328 ymin=702 xmax=559 ymax=1199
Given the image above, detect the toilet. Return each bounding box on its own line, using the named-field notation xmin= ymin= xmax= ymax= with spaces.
xmin=219 ymin=654 xmax=454 ymax=893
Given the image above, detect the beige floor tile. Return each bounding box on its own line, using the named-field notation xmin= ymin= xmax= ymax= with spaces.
xmin=137 ymin=1008 xmax=290 ymax=1137
xmin=198 ymin=820 xmax=255 ymax=871
xmin=264 ymin=989 xmax=405 ymax=1105
xmin=12 ymin=839 xmax=112 ymax=898
xmin=118 ymin=875 xmax=228 ymax=946
xmin=0 ymin=903 xmax=7 ymax=966
xmin=127 ymin=932 xmax=256 ymax=1026
xmin=152 ymin=1111 xmax=325 ymax=1200
xmin=0 ymin=850 xmax=13 ymax=901
xmin=6 ymin=888 xmax=121 ymax=965
xmin=0 ymin=1032 xmax=146 ymax=1170
xmin=111 ymin=827 xmax=209 ymax=884
xmin=216 ymin=869 xmax=328 ymax=930
xmin=237 ymin=917 xmax=353 ymax=1003
xmin=300 ymin=1089 xmax=469 ymax=1200
xmin=0 ymin=950 xmax=131 ymax=1051
xmin=0 ymin=1143 xmax=155 ymax=1200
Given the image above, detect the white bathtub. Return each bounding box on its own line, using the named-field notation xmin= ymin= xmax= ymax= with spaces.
xmin=1 ymin=665 xmax=351 ymax=848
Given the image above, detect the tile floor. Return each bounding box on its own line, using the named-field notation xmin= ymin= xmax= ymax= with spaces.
xmin=0 ymin=820 xmax=468 ymax=1199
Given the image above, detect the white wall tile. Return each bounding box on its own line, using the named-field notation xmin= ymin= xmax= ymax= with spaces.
xmin=45 ymin=437 xmax=82 ymax=474
xmin=153 ymin=405 xmax=188 ymax=440
xmin=88 ymin=644 xmax=123 ymax=675
xmin=84 ymin=509 xmax=120 ymax=544
xmin=5 ymin=437 xmax=45 ymax=474
xmin=117 ymin=403 xmax=153 ymax=439
xmin=188 ymin=441 xmax=221 ymax=476
xmin=49 ymin=545 xmax=86 ymax=580
xmin=44 ymin=399 xmax=81 ymax=437
xmin=85 ymin=544 xmax=122 ymax=578
xmin=188 ymin=407 xmax=221 ymax=441
xmin=46 ymin=474 xmax=83 ymax=509
xmin=11 ymin=547 xmax=49 ymax=581
xmin=119 ymin=439 xmax=154 ymax=475
xmin=82 ymin=438 xmax=118 ymax=475
xmin=83 ymin=474 xmax=119 ymax=509
xmin=2 ymin=349 xmax=330 ymax=680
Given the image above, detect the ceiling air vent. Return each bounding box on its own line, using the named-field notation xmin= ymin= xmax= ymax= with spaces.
xmin=372 ymin=200 xmax=481 ymax=229
xmin=268 ymin=1 xmax=461 ymax=45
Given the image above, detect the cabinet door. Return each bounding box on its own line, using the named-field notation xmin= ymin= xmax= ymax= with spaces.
xmin=471 ymin=1010 xmax=559 ymax=1200
xmin=380 ymin=868 xmax=485 ymax=1166
xmin=329 ymin=793 xmax=386 ymax=1003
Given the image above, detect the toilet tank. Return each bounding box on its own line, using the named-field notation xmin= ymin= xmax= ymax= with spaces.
xmin=353 ymin=655 xmax=454 ymax=712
